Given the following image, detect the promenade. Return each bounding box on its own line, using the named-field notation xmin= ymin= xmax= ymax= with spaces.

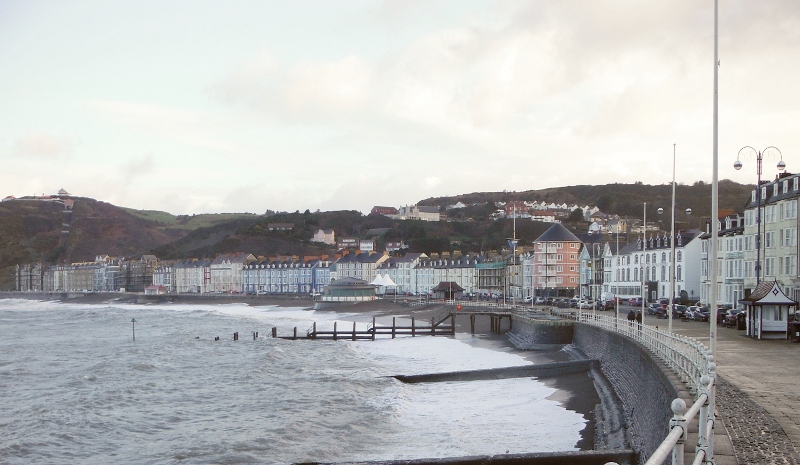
xmin=653 ymin=315 xmax=800 ymax=464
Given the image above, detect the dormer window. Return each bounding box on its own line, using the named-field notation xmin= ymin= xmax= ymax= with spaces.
xmin=783 ymin=180 xmax=789 ymax=193
xmin=678 ymin=235 xmax=683 ymax=246
xmin=794 ymin=177 xmax=799 ymax=192
xmin=752 ymin=190 xmax=757 ymax=203
xmin=762 ymin=186 xmax=767 ymax=200
xmin=774 ymin=183 xmax=779 ymax=197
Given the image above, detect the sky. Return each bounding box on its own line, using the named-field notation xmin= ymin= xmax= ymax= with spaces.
xmin=1 ymin=1 xmax=799 ymax=215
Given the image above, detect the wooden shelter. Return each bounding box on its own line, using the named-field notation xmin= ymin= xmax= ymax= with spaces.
xmin=432 ymin=281 xmax=464 ymax=300
xmin=741 ymin=281 xmax=798 ymax=340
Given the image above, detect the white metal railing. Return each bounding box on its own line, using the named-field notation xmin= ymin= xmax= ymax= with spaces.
xmin=546 ymin=309 xmax=717 ymax=465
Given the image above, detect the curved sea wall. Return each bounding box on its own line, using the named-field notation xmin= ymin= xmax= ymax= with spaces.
xmin=512 ymin=317 xmax=682 ymax=462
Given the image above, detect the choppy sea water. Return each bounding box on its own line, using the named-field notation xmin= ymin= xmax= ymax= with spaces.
xmin=0 ymin=299 xmax=587 ymax=464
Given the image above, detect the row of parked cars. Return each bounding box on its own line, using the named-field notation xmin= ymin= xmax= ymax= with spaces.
xmin=646 ymin=303 xmax=710 ymax=321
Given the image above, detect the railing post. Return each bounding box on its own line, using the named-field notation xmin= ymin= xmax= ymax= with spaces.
xmin=670 ymin=398 xmax=687 ymax=465
xmin=707 ymin=361 xmax=717 ymax=463
xmin=696 ymin=374 xmax=711 ymax=463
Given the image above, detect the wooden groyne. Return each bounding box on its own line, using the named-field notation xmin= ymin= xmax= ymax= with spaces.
xmin=273 ymin=315 xmax=456 ymax=341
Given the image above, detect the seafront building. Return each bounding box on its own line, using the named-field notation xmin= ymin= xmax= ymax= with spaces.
xmin=741 ymin=172 xmax=800 ymax=301
xmin=601 ymin=230 xmax=702 ymax=302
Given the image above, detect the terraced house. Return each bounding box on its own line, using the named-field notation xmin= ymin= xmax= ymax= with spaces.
xmin=741 ymin=172 xmax=800 ymax=301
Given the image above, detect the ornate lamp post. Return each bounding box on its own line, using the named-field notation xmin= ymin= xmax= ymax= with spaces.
xmin=734 ymin=146 xmax=785 ymax=285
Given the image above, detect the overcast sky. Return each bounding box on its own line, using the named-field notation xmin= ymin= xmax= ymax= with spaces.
xmin=1 ymin=1 xmax=799 ymax=215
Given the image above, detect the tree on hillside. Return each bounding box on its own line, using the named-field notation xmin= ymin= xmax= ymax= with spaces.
xmin=567 ymin=208 xmax=584 ymax=223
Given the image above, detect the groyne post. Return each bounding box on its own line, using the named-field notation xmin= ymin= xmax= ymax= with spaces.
xmin=392 ymin=317 xmax=396 ymax=339
xmin=352 ymin=321 xmax=357 ymax=341
xmin=293 ymin=327 xmax=297 ymax=339
xmin=411 ymin=317 xmax=415 ymax=337
xmin=333 ymin=322 xmax=337 ymax=341
xmin=272 ymin=327 xmax=277 ymax=338
xmin=372 ymin=317 xmax=376 ymax=341
xmin=451 ymin=314 xmax=455 ymax=335
xmin=430 ymin=317 xmax=435 ymax=335
xmin=234 ymin=332 xmax=238 ymax=341
xmin=470 ymin=314 xmax=475 ymax=334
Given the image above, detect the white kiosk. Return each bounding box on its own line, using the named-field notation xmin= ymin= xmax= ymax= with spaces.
xmin=741 ymin=280 xmax=798 ymax=340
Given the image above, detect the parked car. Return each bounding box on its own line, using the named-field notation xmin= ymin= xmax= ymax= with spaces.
xmin=725 ymin=308 xmax=745 ymax=328
xmin=647 ymin=303 xmax=662 ymax=315
xmin=578 ymin=299 xmax=593 ymax=309
xmin=693 ymin=307 xmax=711 ymax=322
xmin=535 ymin=297 xmax=546 ymax=305
xmin=672 ymin=305 xmax=688 ymax=319
xmin=628 ymin=297 xmax=644 ymax=307
xmin=596 ymin=300 xmax=614 ymax=310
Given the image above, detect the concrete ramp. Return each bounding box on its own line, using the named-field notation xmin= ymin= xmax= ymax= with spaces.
xmin=393 ymin=360 xmax=598 ymax=383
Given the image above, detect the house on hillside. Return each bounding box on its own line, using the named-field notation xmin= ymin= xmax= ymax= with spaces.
xmin=312 ymin=229 xmax=335 ymax=245
xmin=371 ymin=206 xmax=398 ymax=216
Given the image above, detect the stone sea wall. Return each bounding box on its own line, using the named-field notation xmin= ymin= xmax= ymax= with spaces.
xmin=511 ymin=317 xmax=682 ymax=463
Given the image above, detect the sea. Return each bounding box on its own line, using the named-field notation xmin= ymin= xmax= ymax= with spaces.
xmin=0 ymin=299 xmax=588 ymax=465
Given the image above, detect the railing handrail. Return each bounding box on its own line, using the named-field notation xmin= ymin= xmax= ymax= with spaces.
xmin=551 ymin=309 xmax=717 ymax=465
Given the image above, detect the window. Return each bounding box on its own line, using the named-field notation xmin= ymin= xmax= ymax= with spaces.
xmin=765 ymin=231 xmax=776 ymax=248
xmin=570 ymin=243 xmax=576 ymax=248
xmin=794 ymin=177 xmax=799 ymax=192
xmin=787 ymin=200 xmax=797 ymax=220
xmin=677 ymin=251 xmax=682 ymax=262
xmin=765 ymin=205 xmax=776 ymax=223
xmin=570 ymin=254 xmax=576 ymax=260
xmin=662 ymin=252 xmax=667 ymax=262
xmin=765 ymin=257 xmax=775 ymax=276
xmin=677 ymin=265 xmax=682 ymax=281
xmin=783 ymin=228 xmax=796 ymax=247
xmin=570 ymin=266 xmax=576 ymax=271
xmin=557 ymin=266 xmax=563 ymax=272
xmin=785 ymin=257 xmax=796 ymax=276
xmin=556 ymin=254 xmax=563 ymax=261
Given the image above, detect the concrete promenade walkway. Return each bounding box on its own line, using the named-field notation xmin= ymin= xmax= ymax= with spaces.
xmin=653 ymin=316 xmax=800 ymax=464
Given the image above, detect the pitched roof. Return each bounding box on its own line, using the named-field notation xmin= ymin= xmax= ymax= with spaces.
xmin=534 ymin=223 xmax=581 ymax=243
xmin=432 ymin=281 xmax=464 ymax=292
xmin=742 ymin=281 xmax=798 ymax=305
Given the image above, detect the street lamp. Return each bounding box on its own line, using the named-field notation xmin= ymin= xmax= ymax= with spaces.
xmin=658 ymin=205 xmax=692 ymax=334
xmin=734 ymin=146 xmax=785 ymax=285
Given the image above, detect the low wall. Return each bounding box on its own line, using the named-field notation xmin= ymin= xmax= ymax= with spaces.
xmin=511 ymin=317 xmax=681 ymax=463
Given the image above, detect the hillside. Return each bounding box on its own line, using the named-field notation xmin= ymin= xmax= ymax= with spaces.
xmin=0 ymin=198 xmax=189 ymax=289
xmin=422 ymin=180 xmax=754 ymax=225
xmin=1 ymin=181 xmax=756 ymax=291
